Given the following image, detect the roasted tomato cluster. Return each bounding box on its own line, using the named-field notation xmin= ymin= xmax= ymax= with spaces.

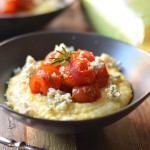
xmin=29 ymin=49 xmax=109 ymax=103
xmin=0 ymin=0 xmax=34 ymax=14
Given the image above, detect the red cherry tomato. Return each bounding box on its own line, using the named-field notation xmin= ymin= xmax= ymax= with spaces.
xmin=72 ymin=84 xmax=101 ymax=103
xmin=40 ymin=62 xmax=57 ymax=70
xmin=45 ymin=51 xmax=58 ymax=61
xmin=0 ymin=0 xmax=34 ymax=14
xmin=18 ymin=0 xmax=34 ymax=10
xmin=29 ymin=74 xmax=49 ymax=96
xmin=69 ymin=58 xmax=96 ymax=86
xmin=94 ymin=64 xmax=109 ymax=88
xmin=63 ymin=64 xmax=77 ymax=87
xmin=29 ymin=65 xmax=62 ymax=95
xmin=44 ymin=50 xmax=63 ymax=68
xmin=60 ymin=83 xmax=72 ymax=93
xmin=0 ymin=0 xmax=19 ymax=14
xmin=38 ymin=65 xmax=63 ymax=90
xmin=72 ymin=50 xmax=95 ymax=62
xmin=29 ymin=48 xmax=110 ymax=103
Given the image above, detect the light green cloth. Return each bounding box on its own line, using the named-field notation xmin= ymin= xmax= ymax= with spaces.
xmin=82 ymin=0 xmax=146 ymax=46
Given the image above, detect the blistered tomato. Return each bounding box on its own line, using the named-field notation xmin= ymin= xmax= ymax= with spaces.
xmin=72 ymin=84 xmax=101 ymax=103
xmin=63 ymin=58 xmax=96 ymax=87
xmin=29 ymin=65 xmax=62 ymax=95
xmin=44 ymin=50 xmax=64 ymax=68
xmin=72 ymin=50 xmax=95 ymax=62
xmin=94 ymin=64 xmax=109 ymax=88
xmin=0 ymin=0 xmax=19 ymax=14
xmin=29 ymin=48 xmax=109 ymax=103
xmin=0 ymin=0 xmax=34 ymax=14
xmin=18 ymin=0 xmax=34 ymax=10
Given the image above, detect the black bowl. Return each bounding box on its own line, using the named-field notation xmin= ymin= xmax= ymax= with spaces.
xmin=0 ymin=0 xmax=74 ymax=39
xmin=0 ymin=31 xmax=150 ymax=134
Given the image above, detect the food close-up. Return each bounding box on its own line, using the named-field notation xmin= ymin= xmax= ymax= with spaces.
xmin=6 ymin=43 xmax=132 ymax=120
xmin=0 ymin=0 xmax=150 ymax=150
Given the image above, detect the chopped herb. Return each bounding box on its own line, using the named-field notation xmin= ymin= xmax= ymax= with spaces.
xmin=50 ymin=47 xmax=74 ymax=66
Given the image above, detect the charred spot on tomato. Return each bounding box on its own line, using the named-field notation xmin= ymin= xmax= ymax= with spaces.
xmin=60 ymin=83 xmax=72 ymax=93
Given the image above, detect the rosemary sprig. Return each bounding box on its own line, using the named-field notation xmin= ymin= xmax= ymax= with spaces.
xmin=50 ymin=47 xmax=74 ymax=65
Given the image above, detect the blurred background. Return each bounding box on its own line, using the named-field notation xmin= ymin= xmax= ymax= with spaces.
xmin=0 ymin=0 xmax=150 ymax=52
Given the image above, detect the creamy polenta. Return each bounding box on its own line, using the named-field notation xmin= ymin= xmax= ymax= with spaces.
xmin=5 ymin=44 xmax=132 ymax=120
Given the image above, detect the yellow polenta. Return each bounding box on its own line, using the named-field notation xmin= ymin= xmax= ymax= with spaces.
xmin=5 ymin=53 xmax=132 ymax=120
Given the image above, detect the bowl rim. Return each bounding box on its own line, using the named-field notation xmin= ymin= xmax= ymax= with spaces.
xmin=0 ymin=31 xmax=150 ymax=124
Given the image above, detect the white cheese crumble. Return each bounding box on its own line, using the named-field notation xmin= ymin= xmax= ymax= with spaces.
xmin=105 ymin=84 xmax=121 ymax=100
xmin=78 ymin=50 xmax=85 ymax=58
xmin=90 ymin=60 xmax=104 ymax=72
xmin=47 ymin=88 xmax=72 ymax=111
xmin=52 ymin=72 xmax=56 ymax=77
xmin=21 ymin=55 xmax=37 ymax=77
xmin=54 ymin=43 xmax=74 ymax=52
xmin=59 ymin=66 xmax=65 ymax=75
xmin=95 ymin=56 xmax=102 ymax=63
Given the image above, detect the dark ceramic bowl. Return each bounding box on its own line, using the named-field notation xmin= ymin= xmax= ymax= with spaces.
xmin=0 ymin=32 xmax=150 ymax=134
xmin=0 ymin=0 xmax=74 ymax=39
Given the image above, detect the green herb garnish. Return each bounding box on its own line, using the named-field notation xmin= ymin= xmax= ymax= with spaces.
xmin=50 ymin=47 xmax=74 ymax=65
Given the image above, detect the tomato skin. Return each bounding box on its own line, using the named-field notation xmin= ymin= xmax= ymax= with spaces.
xmin=38 ymin=65 xmax=62 ymax=90
xmin=29 ymin=74 xmax=49 ymax=96
xmin=40 ymin=62 xmax=57 ymax=70
xmin=72 ymin=84 xmax=101 ymax=103
xmin=72 ymin=50 xmax=95 ymax=62
xmin=44 ymin=50 xmax=62 ymax=68
xmin=18 ymin=0 xmax=34 ymax=10
xmin=29 ymin=65 xmax=63 ymax=95
xmin=63 ymin=59 xmax=96 ymax=87
xmin=0 ymin=0 xmax=34 ymax=14
xmin=60 ymin=83 xmax=72 ymax=93
xmin=45 ymin=51 xmax=58 ymax=62
xmin=69 ymin=59 xmax=96 ymax=86
xmin=63 ymin=65 xmax=77 ymax=87
xmin=0 ymin=0 xmax=19 ymax=14
xmin=94 ymin=64 xmax=109 ymax=88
